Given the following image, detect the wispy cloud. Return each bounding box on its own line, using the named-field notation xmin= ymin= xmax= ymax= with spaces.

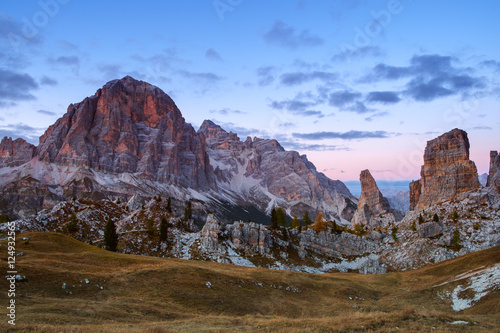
xmin=210 ymin=108 xmax=246 ymax=115
xmin=0 ymin=123 xmax=44 ymax=144
xmin=256 ymin=66 xmax=276 ymax=86
xmin=205 ymin=48 xmax=223 ymax=61
xmin=362 ymin=54 xmax=485 ymax=102
xmin=40 ymin=75 xmax=58 ymax=86
xmin=0 ymin=69 xmax=38 ymax=107
xmin=263 ymin=20 xmax=324 ymax=49
xmin=280 ymin=71 xmax=338 ymax=86
xmin=293 ymin=130 xmax=392 ymax=140
xmin=331 ymin=45 xmax=384 ymax=62
xmin=365 ymin=91 xmax=400 ymax=104
xmin=37 ymin=109 xmax=57 ymax=116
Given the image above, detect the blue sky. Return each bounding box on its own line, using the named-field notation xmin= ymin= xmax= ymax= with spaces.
xmin=1 ymin=0 xmax=499 ymax=181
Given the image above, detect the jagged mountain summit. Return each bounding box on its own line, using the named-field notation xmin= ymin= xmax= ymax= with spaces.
xmin=409 ymin=128 xmax=481 ymax=211
xmin=351 ymin=169 xmax=403 ymax=229
xmin=0 ymin=76 xmax=356 ymax=223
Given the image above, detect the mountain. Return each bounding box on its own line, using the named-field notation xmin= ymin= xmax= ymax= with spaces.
xmin=0 ymin=76 xmax=356 ymax=223
xmin=409 ymin=129 xmax=481 ymax=211
xmin=351 ymin=169 xmax=403 ymax=229
xmin=198 ymin=119 xmax=357 ymax=222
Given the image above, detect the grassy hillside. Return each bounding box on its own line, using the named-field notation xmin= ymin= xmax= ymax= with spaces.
xmin=1 ymin=232 xmax=499 ymax=332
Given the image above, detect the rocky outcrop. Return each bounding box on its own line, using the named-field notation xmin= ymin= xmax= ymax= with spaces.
xmin=409 ymin=129 xmax=481 ymax=210
xmin=487 ymin=151 xmax=500 ymax=193
xmin=351 ymin=169 xmax=402 ymax=229
xmin=0 ymin=137 xmax=35 ymax=167
xmin=198 ymin=120 xmax=357 ymax=222
xmin=36 ymin=76 xmax=216 ymax=190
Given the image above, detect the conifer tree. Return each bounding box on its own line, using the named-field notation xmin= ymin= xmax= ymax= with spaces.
xmin=104 ymin=218 xmax=118 ymax=252
xmin=67 ymin=212 xmax=79 ymax=233
xmin=303 ymin=211 xmax=312 ymax=226
xmin=290 ymin=215 xmax=300 ymax=229
xmin=166 ymin=197 xmax=172 ymax=213
xmin=184 ymin=201 xmax=192 ymax=221
xmin=159 ymin=217 xmax=169 ymax=242
xmin=271 ymin=208 xmax=278 ymax=229
xmin=276 ymin=208 xmax=286 ymax=227
xmin=433 ymin=213 xmax=439 ymax=222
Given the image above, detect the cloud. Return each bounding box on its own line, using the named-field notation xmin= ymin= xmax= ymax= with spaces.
xmin=281 ymin=141 xmax=350 ymax=151
xmin=270 ymin=98 xmax=324 ymax=117
xmin=280 ymin=71 xmax=338 ymax=86
xmin=328 ymin=90 xmax=362 ymax=108
xmin=364 ymin=111 xmax=389 ymax=122
xmin=49 ymin=55 xmax=80 ymax=66
xmin=40 ymin=75 xmax=58 ymax=86
xmin=331 ymin=46 xmax=384 ymax=62
xmin=97 ymin=63 xmax=123 ymax=80
xmin=256 ymin=66 xmax=276 ymax=86
xmin=177 ymin=70 xmax=224 ymax=84
xmin=365 ymin=91 xmax=400 ymax=104
xmin=0 ymin=69 xmax=38 ymax=107
xmin=480 ymin=60 xmax=500 ymax=72
xmin=37 ymin=109 xmax=57 ymax=116
xmin=292 ymin=130 xmax=392 ymax=140
xmin=210 ymin=108 xmax=246 ymax=115
xmin=57 ymin=39 xmax=78 ymax=51
xmin=263 ymin=20 xmax=324 ymax=49
xmin=205 ymin=48 xmax=222 ymax=61
xmin=209 ymin=120 xmax=261 ymax=138
xmin=469 ymin=126 xmax=492 ymax=130
xmin=0 ymin=123 xmax=44 ymax=144
xmin=0 ymin=13 xmax=43 ymax=50
xmin=48 ymin=55 xmax=81 ymax=74
xmin=363 ymin=54 xmax=485 ymax=102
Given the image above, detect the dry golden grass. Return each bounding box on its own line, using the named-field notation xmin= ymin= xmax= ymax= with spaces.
xmin=0 ymin=232 xmax=499 ymax=332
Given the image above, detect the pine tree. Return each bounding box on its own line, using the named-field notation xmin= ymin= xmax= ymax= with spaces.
xmin=104 ymin=218 xmax=118 ymax=252
xmin=166 ymin=197 xmax=172 ymax=213
xmin=184 ymin=201 xmax=192 ymax=221
xmin=451 ymin=228 xmax=462 ymax=251
xmin=290 ymin=215 xmax=300 ymax=229
xmin=159 ymin=217 xmax=168 ymax=242
xmin=410 ymin=220 xmax=417 ymax=231
xmin=418 ymin=213 xmax=424 ymax=224
xmin=67 ymin=212 xmax=79 ymax=233
xmin=276 ymin=208 xmax=286 ymax=227
xmin=303 ymin=211 xmax=312 ymax=226
xmin=271 ymin=208 xmax=278 ymax=229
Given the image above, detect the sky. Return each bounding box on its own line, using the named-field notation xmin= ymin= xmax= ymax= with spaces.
xmin=1 ymin=0 xmax=499 ymax=182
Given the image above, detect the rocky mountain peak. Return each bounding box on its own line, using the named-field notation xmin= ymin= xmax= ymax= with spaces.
xmin=351 ymin=169 xmax=401 ymax=229
xmin=409 ymin=128 xmax=481 ymax=210
xmin=35 ymin=76 xmax=215 ymax=189
xmin=0 ymin=137 xmax=35 ymax=167
xmin=198 ymin=119 xmax=241 ymax=150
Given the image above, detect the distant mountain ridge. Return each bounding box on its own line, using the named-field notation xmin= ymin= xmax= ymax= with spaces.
xmin=0 ymin=76 xmax=356 ymax=223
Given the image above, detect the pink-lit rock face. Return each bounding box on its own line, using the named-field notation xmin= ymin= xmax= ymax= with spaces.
xmin=410 ymin=129 xmax=481 ymax=210
xmin=487 ymin=150 xmax=500 ymax=193
xmin=351 ymin=169 xmax=402 ymax=229
xmin=36 ymin=76 xmax=216 ymax=190
xmin=0 ymin=137 xmax=35 ymax=167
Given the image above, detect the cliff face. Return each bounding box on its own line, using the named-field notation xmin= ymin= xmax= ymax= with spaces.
xmin=36 ymin=76 xmax=216 ymax=190
xmin=0 ymin=137 xmax=35 ymax=167
xmin=198 ymin=120 xmax=357 ymax=223
xmin=487 ymin=151 xmax=500 ymax=193
xmin=410 ymin=129 xmax=481 ymax=210
xmin=351 ymin=169 xmax=402 ymax=229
